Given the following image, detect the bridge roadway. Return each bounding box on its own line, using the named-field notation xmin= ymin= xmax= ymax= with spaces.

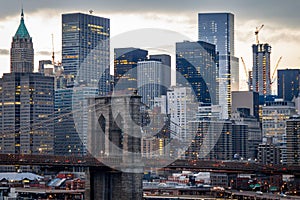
xmin=0 ymin=154 xmax=299 ymax=175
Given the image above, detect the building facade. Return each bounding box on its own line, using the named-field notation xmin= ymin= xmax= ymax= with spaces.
xmin=278 ymin=69 xmax=300 ymax=101
xmin=258 ymin=139 xmax=281 ymax=165
xmin=10 ymin=10 xmax=34 ymax=73
xmin=114 ymin=48 xmax=148 ymax=93
xmin=54 ymin=88 xmax=83 ymax=155
xmin=231 ymin=109 xmax=262 ymax=159
xmin=167 ymin=87 xmax=198 ymax=143
xmin=176 ymin=41 xmax=218 ymax=105
xmin=62 ymin=12 xmax=110 ymax=95
xmin=187 ymin=120 xmax=233 ymax=160
xmin=198 ymin=12 xmax=239 ymax=119
xmin=0 ymin=73 xmax=54 ymax=155
xmin=232 ymin=91 xmax=259 ymax=120
xmin=252 ymin=44 xmax=272 ymax=95
xmin=0 ymin=10 xmax=54 ymax=155
xmin=137 ymin=60 xmax=171 ymax=107
xmin=286 ymin=116 xmax=300 ymax=165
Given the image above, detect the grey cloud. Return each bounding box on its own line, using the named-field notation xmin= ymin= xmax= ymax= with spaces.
xmin=0 ymin=49 xmax=9 ymax=55
xmin=0 ymin=0 xmax=299 ymax=28
xmin=36 ymin=50 xmax=61 ymax=56
xmin=36 ymin=51 xmax=51 ymax=56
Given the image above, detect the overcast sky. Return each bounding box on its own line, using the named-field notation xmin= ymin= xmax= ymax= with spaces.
xmin=0 ymin=0 xmax=299 ymax=90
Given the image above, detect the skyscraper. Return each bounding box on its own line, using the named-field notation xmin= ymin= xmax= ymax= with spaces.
xmin=0 ymin=10 xmax=54 ymax=155
xmin=198 ymin=12 xmax=239 ymax=119
xmin=252 ymin=43 xmax=272 ymax=95
xmin=286 ymin=116 xmax=300 ymax=165
xmin=167 ymin=86 xmax=198 ymax=143
xmin=62 ymin=13 xmax=110 ymax=94
xmin=55 ymin=88 xmax=83 ymax=156
xmin=114 ymin=48 xmax=148 ymax=93
xmin=137 ymin=59 xmax=171 ymax=107
xmin=176 ymin=41 xmax=218 ymax=104
xmin=10 ymin=10 xmax=34 ymax=73
xmin=0 ymin=73 xmax=54 ymax=155
xmin=278 ymin=69 xmax=300 ymax=101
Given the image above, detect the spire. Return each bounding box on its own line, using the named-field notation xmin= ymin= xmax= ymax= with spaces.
xmin=14 ymin=9 xmax=30 ymax=39
xmin=21 ymin=8 xmax=24 ymax=19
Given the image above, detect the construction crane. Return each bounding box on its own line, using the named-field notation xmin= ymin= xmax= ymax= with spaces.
xmin=270 ymin=56 xmax=282 ymax=85
xmin=51 ymin=34 xmax=55 ymax=65
xmin=255 ymin=24 xmax=264 ymax=44
xmin=241 ymin=57 xmax=250 ymax=87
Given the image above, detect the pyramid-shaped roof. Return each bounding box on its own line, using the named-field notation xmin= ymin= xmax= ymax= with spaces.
xmin=14 ymin=9 xmax=30 ymax=39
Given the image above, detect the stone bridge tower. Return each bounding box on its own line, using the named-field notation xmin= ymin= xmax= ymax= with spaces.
xmin=85 ymin=93 xmax=144 ymax=200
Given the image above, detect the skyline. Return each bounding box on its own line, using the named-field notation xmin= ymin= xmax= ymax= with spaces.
xmin=0 ymin=0 xmax=299 ymax=91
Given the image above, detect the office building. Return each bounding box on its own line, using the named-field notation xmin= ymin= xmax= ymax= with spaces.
xmin=10 ymin=10 xmax=34 ymax=73
xmin=286 ymin=116 xmax=300 ymax=165
xmin=262 ymin=100 xmax=296 ymax=140
xmin=278 ymin=69 xmax=300 ymax=101
xmin=252 ymin=44 xmax=272 ymax=95
xmin=231 ymin=108 xmax=262 ymax=159
xmin=167 ymin=86 xmax=198 ymax=143
xmin=62 ymin=12 xmax=110 ymax=95
xmin=262 ymin=100 xmax=297 ymax=163
xmin=232 ymin=123 xmax=248 ymax=160
xmin=38 ymin=60 xmax=52 ymax=74
xmin=137 ymin=60 xmax=171 ymax=107
xmin=0 ymin=73 xmax=54 ymax=155
xmin=187 ymin=120 xmax=232 ymax=160
xmin=55 ymin=88 xmax=83 ymax=155
xmin=258 ymin=138 xmax=281 ymax=165
xmin=114 ymin=48 xmax=148 ymax=93
xmin=232 ymin=91 xmax=259 ymax=120
xmin=0 ymin=10 xmax=54 ymax=155
xmin=149 ymin=54 xmax=171 ymax=68
xmin=176 ymin=41 xmax=218 ymax=104
xmin=198 ymin=13 xmax=239 ymax=119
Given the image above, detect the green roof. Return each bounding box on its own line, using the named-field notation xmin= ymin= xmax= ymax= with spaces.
xmin=14 ymin=9 xmax=30 ymax=39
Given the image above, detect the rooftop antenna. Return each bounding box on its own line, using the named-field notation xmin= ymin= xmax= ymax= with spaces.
xmin=21 ymin=0 xmax=24 ymax=18
xmin=51 ymin=34 xmax=55 ymax=65
xmin=89 ymin=10 xmax=94 ymax=14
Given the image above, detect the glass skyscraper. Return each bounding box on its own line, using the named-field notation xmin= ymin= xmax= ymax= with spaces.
xmin=137 ymin=59 xmax=171 ymax=108
xmin=55 ymin=88 xmax=83 ymax=156
xmin=277 ymin=69 xmax=300 ymax=101
xmin=62 ymin=13 xmax=110 ymax=95
xmin=176 ymin=41 xmax=218 ymax=105
xmin=114 ymin=48 xmax=148 ymax=93
xmin=198 ymin=13 xmax=239 ymax=119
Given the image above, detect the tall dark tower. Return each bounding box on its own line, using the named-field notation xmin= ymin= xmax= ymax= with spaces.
xmin=10 ymin=9 xmax=34 ymax=73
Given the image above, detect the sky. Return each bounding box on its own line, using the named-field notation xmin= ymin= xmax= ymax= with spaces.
xmin=0 ymin=0 xmax=299 ymax=91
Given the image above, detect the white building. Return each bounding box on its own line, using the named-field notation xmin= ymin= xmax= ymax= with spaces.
xmin=167 ymin=86 xmax=198 ymax=142
xmin=137 ymin=60 xmax=170 ymax=108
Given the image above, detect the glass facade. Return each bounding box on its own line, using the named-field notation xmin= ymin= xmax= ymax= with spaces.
xmin=278 ymin=69 xmax=300 ymax=101
xmin=198 ymin=13 xmax=238 ymax=119
xmin=114 ymin=48 xmax=148 ymax=93
xmin=62 ymin=13 xmax=110 ymax=95
xmin=176 ymin=41 xmax=218 ymax=105
xmin=55 ymin=88 xmax=83 ymax=156
xmin=137 ymin=60 xmax=171 ymax=108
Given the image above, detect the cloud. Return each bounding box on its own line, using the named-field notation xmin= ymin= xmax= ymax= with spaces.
xmin=36 ymin=51 xmax=51 ymax=56
xmin=0 ymin=49 xmax=9 ymax=55
xmin=0 ymin=0 xmax=299 ymax=29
